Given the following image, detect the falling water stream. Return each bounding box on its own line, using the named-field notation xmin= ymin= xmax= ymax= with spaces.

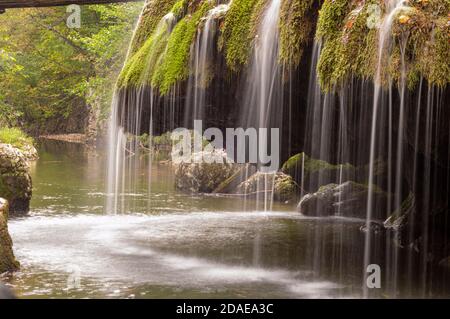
xmin=184 ymin=3 xmax=230 ymax=124
xmin=364 ymin=0 xmax=408 ymax=298
xmin=239 ymin=0 xmax=283 ymax=212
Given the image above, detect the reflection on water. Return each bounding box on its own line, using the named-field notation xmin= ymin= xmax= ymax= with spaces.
xmin=6 ymin=140 xmax=445 ymax=298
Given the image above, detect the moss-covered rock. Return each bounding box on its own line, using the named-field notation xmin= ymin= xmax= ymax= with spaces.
xmin=0 ymin=144 xmax=32 ymax=214
xmin=233 ymin=171 xmax=298 ymax=202
xmin=118 ymin=0 xmax=212 ymax=94
xmin=128 ymin=0 xmax=180 ymax=56
xmin=0 ymin=198 xmax=20 ymax=273
xmin=0 ymin=127 xmax=38 ymax=161
xmin=218 ymin=0 xmax=266 ymax=71
xmin=152 ymin=1 xmax=212 ymax=93
xmin=174 ymin=149 xmax=240 ymax=193
xmin=297 ymin=181 xmax=389 ymax=219
xmin=120 ymin=0 xmax=319 ymax=92
xmin=281 ymin=152 xmax=354 ymax=192
xmin=316 ymin=0 xmax=450 ymax=90
xmin=279 ymin=0 xmax=315 ymax=67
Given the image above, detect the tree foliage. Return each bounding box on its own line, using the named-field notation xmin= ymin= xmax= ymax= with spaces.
xmin=0 ymin=3 xmax=142 ymax=134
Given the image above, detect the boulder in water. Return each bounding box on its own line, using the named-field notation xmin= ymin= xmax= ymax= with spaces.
xmin=0 ymin=144 xmax=32 ymax=214
xmin=233 ymin=171 xmax=298 ymax=203
xmin=174 ymin=149 xmax=240 ymax=193
xmin=281 ymin=152 xmax=355 ymax=193
xmin=297 ymin=181 xmax=389 ymax=219
xmin=0 ymin=198 xmax=20 ymax=274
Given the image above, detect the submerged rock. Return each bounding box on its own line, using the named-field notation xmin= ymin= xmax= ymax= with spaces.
xmin=281 ymin=152 xmax=354 ymax=193
xmin=0 ymin=198 xmax=20 ymax=274
xmin=174 ymin=149 xmax=240 ymax=193
xmin=233 ymin=171 xmax=298 ymax=203
xmin=0 ymin=144 xmax=32 ymax=214
xmin=297 ymin=181 xmax=389 ymax=219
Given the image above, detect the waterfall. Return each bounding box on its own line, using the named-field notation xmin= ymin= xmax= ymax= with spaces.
xmin=184 ymin=3 xmax=230 ymax=127
xmin=240 ymin=0 xmax=282 ymax=211
xmin=363 ymin=0 xmax=408 ymax=298
xmin=106 ymin=12 xmax=177 ymax=214
xmin=300 ymin=0 xmax=450 ymax=297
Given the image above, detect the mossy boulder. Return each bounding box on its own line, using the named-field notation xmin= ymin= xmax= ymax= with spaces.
xmin=297 ymin=181 xmax=389 ymax=219
xmin=0 ymin=144 xmax=32 ymax=214
xmin=174 ymin=149 xmax=240 ymax=193
xmin=281 ymin=152 xmax=354 ymax=192
xmin=0 ymin=198 xmax=20 ymax=273
xmin=233 ymin=171 xmax=298 ymax=202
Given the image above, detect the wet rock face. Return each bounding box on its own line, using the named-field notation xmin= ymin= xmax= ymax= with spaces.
xmin=233 ymin=171 xmax=298 ymax=203
xmin=297 ymin=181 xmax=389 ymax=220
xmin=174 ymin=149 xmax=240 ymax=193
xmin=0 ymin=144 xmax=32 ymax=214
xmin=0 ymin=198 xmax=20 ymax=274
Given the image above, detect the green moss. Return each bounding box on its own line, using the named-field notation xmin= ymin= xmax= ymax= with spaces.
xmin=316 ymin=0 xmax=349 ymax=40
xmin=317 ymin=1 xmax=378 ymax=90
xmin=282 ymin=152 xmax=348 ymax=174
xmin=317 ymin=0 xmax=449 ymax=90
xmin=128 ymin=0 xmax=179 ymax=56
xmin=279 ymin=0 xmax=315 ymax=67
xmin=152 ymin=1 xmax=211 ymax=94
xmin=117 ymin=19 xmax=171 ymax=88
xmin=0 ymin=127 xmax=34 ymax=151
xmin=219 ymin=0 xmax=266 ymax=72
xmin=171 ymin=0 xmax=188 ymax=18
xmin=417 ymin=19 xmax=450 ymax=88
xmin=118 ymin=0 xmax=211 ymax=94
